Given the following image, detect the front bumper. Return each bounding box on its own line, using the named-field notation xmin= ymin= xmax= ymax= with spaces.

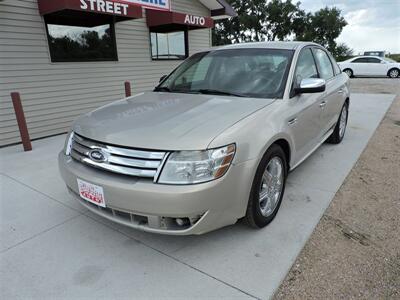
xmin=58 ymin=152 xmax=256 ymax=235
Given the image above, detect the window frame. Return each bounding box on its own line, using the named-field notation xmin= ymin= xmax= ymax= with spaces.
xmin=312 ymin=47 xmax=335 ymax=81
xmin=327 ymin=52 xmax=342 ymax=76
xmin=44 ymin=19 xmax=119 ymax=63
xmin=290 ymin=46 xmax=320 ymax=98
xmin=367 ymin=57 xmax=382 ymax=63
xmin=149 ymin=30 xmax=189 ymax=61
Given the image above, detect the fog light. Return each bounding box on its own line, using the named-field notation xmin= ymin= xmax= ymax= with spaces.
xmin=175 ymin=218 xmax=189 ymax=227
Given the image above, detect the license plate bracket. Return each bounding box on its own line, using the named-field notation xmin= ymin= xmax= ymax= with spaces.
xmin=77 ymin=179 xmax=106 ymax=208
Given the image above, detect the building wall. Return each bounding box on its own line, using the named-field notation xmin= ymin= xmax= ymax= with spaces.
xmin=0 ymin=0 xmax=211 ymax=146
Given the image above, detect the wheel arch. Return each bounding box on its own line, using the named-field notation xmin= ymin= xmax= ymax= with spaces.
xmin=387 ymin=67 xmax=400 ymax=77
xmin=273 ymin=139 xmax=291 ymax=171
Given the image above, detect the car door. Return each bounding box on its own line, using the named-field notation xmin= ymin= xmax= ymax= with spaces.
xmin=312 ymin=47 xmax=342 ymax=134
xmin=287 ymin=47 xmax=325 ymax=163
xmin=366 ymin=57 xmax=388 ymax=76
xmin=350 ymin=57 xmax=369 ymax=75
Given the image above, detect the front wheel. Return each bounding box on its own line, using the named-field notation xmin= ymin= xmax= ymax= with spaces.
xmin=327 ymin=102 xmax=349 ymax=144
xmin=245 ymin=144 xmax=287 ymax=228
xmin=388 ymin=68 xmax=399 ymax=78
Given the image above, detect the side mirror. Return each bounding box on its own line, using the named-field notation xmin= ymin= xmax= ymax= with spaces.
xmin=159 ymin=75 xmax=167 ymax=83
xmin=295 ymin=78 xmax=326 ymax=94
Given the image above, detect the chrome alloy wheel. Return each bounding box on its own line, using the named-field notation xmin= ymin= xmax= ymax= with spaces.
xmin=259 ymin=157 xmax=284 ymax=217
xmin=339 ymin=105 xmax=348 ymax=138
xmin=389 ymin=69 xmax=399 ymax=78
xmin=344 ymin=69 xmax=352 ymax=77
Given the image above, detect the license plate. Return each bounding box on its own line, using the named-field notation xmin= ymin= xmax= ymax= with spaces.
xmin=77 ymin=179 xmax=106 ymax=208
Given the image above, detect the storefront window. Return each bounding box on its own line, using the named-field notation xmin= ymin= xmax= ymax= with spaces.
xmin=45 ymin=22 xmax=118 ymax=62
xmin=150 ymin=31 xmax=188 ymax=60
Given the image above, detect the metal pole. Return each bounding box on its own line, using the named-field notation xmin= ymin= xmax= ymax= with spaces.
xmin=11 ymin=92 xmax=32 ymax=151
xmin=125 ymin=81 xmax=132 ymax=97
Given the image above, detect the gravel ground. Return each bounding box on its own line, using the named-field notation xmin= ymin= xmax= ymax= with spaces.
xmin=274 ymin=77 xmax=400 ymax=299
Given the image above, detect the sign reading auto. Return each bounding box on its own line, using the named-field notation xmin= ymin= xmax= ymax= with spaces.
xmin=184 ymin=15 xmax=206 ymax=26
xmin=79 ymin=0 xmax=170 ymax=16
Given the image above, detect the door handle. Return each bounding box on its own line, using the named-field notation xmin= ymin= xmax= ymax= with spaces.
xmin=320 ymin=101 xmax=327 ymax=108
xmin=338 ymin=89 xmax=344 ymax=94
xmin=288 ymin=118 xmax=298 ymax=126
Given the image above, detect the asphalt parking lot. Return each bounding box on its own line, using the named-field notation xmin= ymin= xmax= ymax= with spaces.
xmin=0 ymin=88 xmax=396 ymax=299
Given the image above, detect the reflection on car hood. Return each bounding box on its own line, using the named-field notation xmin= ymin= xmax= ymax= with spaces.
xmin=73 ymin=92 xmax=275 ymax=150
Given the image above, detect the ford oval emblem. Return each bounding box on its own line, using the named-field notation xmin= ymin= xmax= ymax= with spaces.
xmin=89 ymin=149 xmax=107 ymax=163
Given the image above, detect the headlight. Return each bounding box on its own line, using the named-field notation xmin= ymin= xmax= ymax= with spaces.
xmin=63 ymin=131 xmax=74 ymax=156
xmin=158 ymin=144 xmax=236 ymax=185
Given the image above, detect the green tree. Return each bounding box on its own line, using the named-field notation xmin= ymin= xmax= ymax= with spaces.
xmin=334 ymin=43 xmax=354 ymax=62
xmin=265 ymin=0 xmax=306 ymax=41
xmin=296 ymin=7 xmax=348 ymax=55
xmin=213 ymin=0 xmax=350 ymax=59
xmin=213 ymin=0 xmax=305 ymax=44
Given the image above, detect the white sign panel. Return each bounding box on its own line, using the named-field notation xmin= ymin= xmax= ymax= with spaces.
xmin=124 ymin=0 xmax=171 ymax=11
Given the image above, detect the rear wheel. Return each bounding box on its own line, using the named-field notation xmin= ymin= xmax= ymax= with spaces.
xmin=327 ymin=102 xmax=349 ymax=144
xmin=388 ymin=68 xmax=399 ymax=78
xmin=343 ymin=69 xmax=353 ymax=78
xmin=245 ymin=144 xmax=287 ymax=228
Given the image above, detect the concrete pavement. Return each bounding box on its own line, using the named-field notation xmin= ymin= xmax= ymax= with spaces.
xmin=0 ymin=93 xmax=395 ymax=299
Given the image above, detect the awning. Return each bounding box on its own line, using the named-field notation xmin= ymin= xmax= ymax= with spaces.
xmin=198 ymin=0 xmax=237 ymax=19
xmin=38 ymin=0 xmax=143 ymax=27
xmin=146 ymin=9 xmax=214 ymax=33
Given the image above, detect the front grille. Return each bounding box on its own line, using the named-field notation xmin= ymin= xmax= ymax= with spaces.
xmin=70 ymin=133 xmax=167 ymax=180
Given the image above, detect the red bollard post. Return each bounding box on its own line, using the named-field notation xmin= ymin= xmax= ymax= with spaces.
xmin=124 ymin=81 xmax=131 ymax=97
xmin=11 ymin=92 xmax=32 ymax=152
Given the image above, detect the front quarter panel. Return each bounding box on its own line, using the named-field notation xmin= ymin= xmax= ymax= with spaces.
xmin=208 ymin=100 xmax=295 ymax=168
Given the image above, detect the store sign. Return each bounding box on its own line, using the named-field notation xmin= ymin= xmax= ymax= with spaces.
xmin=78 ymin=0 xmax=170 ymax=16
xmin=184 ymin=15 xmax=206 ymax=26
xmin=124 ymin=0 xmax=170 ymax=11
xmin=79 ymin=0 xmax=130 ymax=16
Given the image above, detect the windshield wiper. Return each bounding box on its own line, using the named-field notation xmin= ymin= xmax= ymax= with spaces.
xmin=193 ymin=89 xmax=246 ymax=97
xmin=154 ymin=86 xmax=172 ymax=92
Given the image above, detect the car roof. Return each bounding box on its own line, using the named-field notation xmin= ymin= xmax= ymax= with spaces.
xmin=213 ymin=41 xmax=320 ymax=51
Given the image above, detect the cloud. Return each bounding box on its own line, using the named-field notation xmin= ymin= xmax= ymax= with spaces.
xmin=300 ymin=0 xmax=400 ymax=53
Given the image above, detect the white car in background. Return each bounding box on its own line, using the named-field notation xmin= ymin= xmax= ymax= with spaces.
xmin=338 ymin=56 xmax=400 ymax=78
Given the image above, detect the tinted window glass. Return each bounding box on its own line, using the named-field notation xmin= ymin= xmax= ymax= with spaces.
xmin=159 ymin=49 xmax=294 ymax=99
xmin=46 ymin=23 xmax=117 ymax=62
xmin=151 ymin=31 xmax=187 ymax=60
xmin=313 ymin=48 xmax=334 ymax=80
xmin=328 ymin=52 xmax=341 ymax=75
xmin=294 ymin=48 xmax=318 ymax=84
xmin=352 ymin=58 xmax=369 ymax=63
xmin=174 ymin=56 xmax=212 ymax=86
xmin=367 ymin=57 xmax=381 ymax=63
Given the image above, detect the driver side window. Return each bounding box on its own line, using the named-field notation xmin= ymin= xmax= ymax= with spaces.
xmin=294 ymin=48 xmax=319 ymax=85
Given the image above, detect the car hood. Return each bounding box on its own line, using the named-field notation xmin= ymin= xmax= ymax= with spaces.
xmin=73 ymin=92 xmax=275 ymax=150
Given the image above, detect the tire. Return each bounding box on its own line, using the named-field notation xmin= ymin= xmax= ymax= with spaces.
xmin=327 ymin=102 xmax=349 ymax=144
xmin=245 ymin=144 xmax=288 ymax=228
xmin=388 ymin=68 xmax=399 ymax=78
xmin=343 ymin=69 xmax=353 ymax=78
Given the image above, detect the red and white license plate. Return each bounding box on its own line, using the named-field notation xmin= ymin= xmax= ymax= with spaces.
xmin=77 ymin=179 xmax=106 ymax=208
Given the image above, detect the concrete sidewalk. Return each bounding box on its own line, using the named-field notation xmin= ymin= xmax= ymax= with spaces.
xmin=0 ymin=93 xmax=395 ymax=299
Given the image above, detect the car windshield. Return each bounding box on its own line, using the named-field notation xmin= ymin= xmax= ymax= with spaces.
xmin=156 ymin=48 xmax=294 ymax=99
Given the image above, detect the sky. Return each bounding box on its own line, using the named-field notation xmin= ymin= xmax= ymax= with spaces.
xmin=300 ymin=0 xmax=400 ymax=54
